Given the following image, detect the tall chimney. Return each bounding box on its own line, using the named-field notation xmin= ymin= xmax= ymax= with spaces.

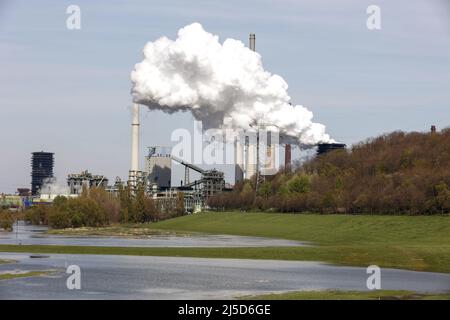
xmin=244 ymin=33 xmax=257 ymax=180
xmin=285 ymin=144 xmax=291 ymax=170
xmin=131 ymin=103 xmax=140 ymax=172
xmin=249 ymin=33 xmax=255 ymax=51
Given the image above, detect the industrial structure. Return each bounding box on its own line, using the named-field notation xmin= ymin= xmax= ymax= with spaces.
xmin=128 ymin=103 xmax=145 ymax=191
xmin=127 ymin=98 xmax=226 ymax=211
xmin=125 ymin=34 xmax=281 ymax=211
xmin=17 ymin=33 xmax=348 ymax=213
xmin=170 ymin=155 xmax=225 ymax=198
xmin=146 ymin=147 xmax=172 ymax=189
xmin=67 ymin=170 xmax=109 ymax=195
xmin=317 ymin=143 xmax=346 ymax=156
xmin=234 ymin=34 xmax=279 ymax=186
xmin=31 ymin=151 xmax=54 ymax=195
xmin=244 ymin=34 xmax=258 ymax=181
xmin=145 ymin=147 xmax=226 ymax=212
xmin=284 ymin=144 xmax=292 ymax=170
xmin=234 ymin=132 xmax=244 ymax=184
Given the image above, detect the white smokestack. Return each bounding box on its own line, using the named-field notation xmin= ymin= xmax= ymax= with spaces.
xmin=131 ymin=103 xmax=140 ymax=172
xmin=246 ymin=33 xmax=257 ymax=180
xmin=131 ymin=23 xmax=334 ymax=146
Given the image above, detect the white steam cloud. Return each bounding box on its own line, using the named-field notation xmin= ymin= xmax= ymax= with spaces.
xmin=131 ymin=23 xmax=333 ymax=145
xmin=39 ymin=178 xmax=69 ymax=195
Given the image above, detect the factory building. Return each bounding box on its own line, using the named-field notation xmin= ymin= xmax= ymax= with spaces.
xmin=146 ymin=147 xmax=172 ymax=189
xmin=143 ymin=146 xmax=227 ymax=212
xmin=67 ymin=170 xmax=108 ymax=195
xmin=105 ymin=177 xmax=126 ymax=196
xmin=31 ymin=151 xmax=54 ymax=195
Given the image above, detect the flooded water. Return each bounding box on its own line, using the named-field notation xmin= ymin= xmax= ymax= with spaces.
xmin=0 ymin=221 xmax=305 ymax=248
xmin=1 ymin=253 xmax=450 ymax=299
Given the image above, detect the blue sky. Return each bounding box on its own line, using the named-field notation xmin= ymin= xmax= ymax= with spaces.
xmin=1 ymin=0 xmax=449 ymax=193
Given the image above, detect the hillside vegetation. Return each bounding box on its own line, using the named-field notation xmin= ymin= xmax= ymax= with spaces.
xmin=209 ymin=129 xmax=450 ymax=214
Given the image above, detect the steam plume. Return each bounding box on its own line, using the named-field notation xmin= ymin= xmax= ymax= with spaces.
xmin=131 ymin=23 xmax=333 ymax=145
xmin=40 ymin=178 xmax=69 ymax=195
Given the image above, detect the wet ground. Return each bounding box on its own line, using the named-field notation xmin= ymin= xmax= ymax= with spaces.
xmin=0 ymin=221 xmax=304 ymax=248
xmin=1 ymin=253 xmax=450 ymax=299
xmin=1 ymin=222 xmax=449 ymax=299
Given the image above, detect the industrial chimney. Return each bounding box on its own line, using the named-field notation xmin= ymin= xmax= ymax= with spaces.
xmin=285 ymin=144 xmax=291 ymax=170
xmin=128 ymin=103 xmax=142 ymax=189
xmin=245 ymin=34 xmax=257 ymax=180
xmin=131 ymin=103 xmax=140 ymax=172
xmin=249 ymin=33 xmax=255 ymax=51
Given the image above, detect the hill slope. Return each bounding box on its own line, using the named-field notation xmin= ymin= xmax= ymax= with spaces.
xmin=209 ymin=129 xmax=450 ymax=214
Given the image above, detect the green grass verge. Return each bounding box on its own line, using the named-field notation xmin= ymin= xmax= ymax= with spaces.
xmin=0 ymin=244 xmax=329 ymax=261
xmin=0 ymin=259 xmax=16 ymax=265
xmin=0 ymin=270 xmax=51 ymax=281
xmin=239 ymin=290 xmax=450 ymax=300
xmin=46 ymin=225 xmax=192 ymax=237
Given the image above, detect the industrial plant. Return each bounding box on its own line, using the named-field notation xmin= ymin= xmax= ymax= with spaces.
xmin=1 ymin=33 xmax=346 ymax=213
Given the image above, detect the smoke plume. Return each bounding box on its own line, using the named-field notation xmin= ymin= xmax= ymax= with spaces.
xmin=131 ymin=23 xmax=333 ymax=145
xmin=39 ymin=178 xmax=69 ymax=195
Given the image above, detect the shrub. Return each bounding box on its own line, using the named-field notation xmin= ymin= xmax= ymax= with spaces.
xmin=0 ymin=210 xmax=14 ymax=231
xmin=25 ymin=205 xmax=50 ymax=225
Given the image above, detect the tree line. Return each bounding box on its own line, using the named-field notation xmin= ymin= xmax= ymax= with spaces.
xmin=208 ymin=129 xmax=450 ymax=215
xmin=24 ymin=183 xmax=185 ymax=229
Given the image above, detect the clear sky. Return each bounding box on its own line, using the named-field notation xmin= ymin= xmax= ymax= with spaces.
xmin=1 ymin=0 xmax=449 ymax=193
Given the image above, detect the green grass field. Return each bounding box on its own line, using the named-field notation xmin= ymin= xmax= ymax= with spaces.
xmin=148 ymin=212 xmax=450 ymax=273
xmin=0 ymin=259 xmax=16 ymax=265
xmin=0 ymin=270 xmax=51 ymax=281
xmin=1 ymin=212 xmax=449 ymax=273
xmin=240 ymin=290 xmax=450 ymax=300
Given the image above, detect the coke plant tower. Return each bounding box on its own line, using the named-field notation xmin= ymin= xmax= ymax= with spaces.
xmin=31 ymin=151 xmax=54 ymax=195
